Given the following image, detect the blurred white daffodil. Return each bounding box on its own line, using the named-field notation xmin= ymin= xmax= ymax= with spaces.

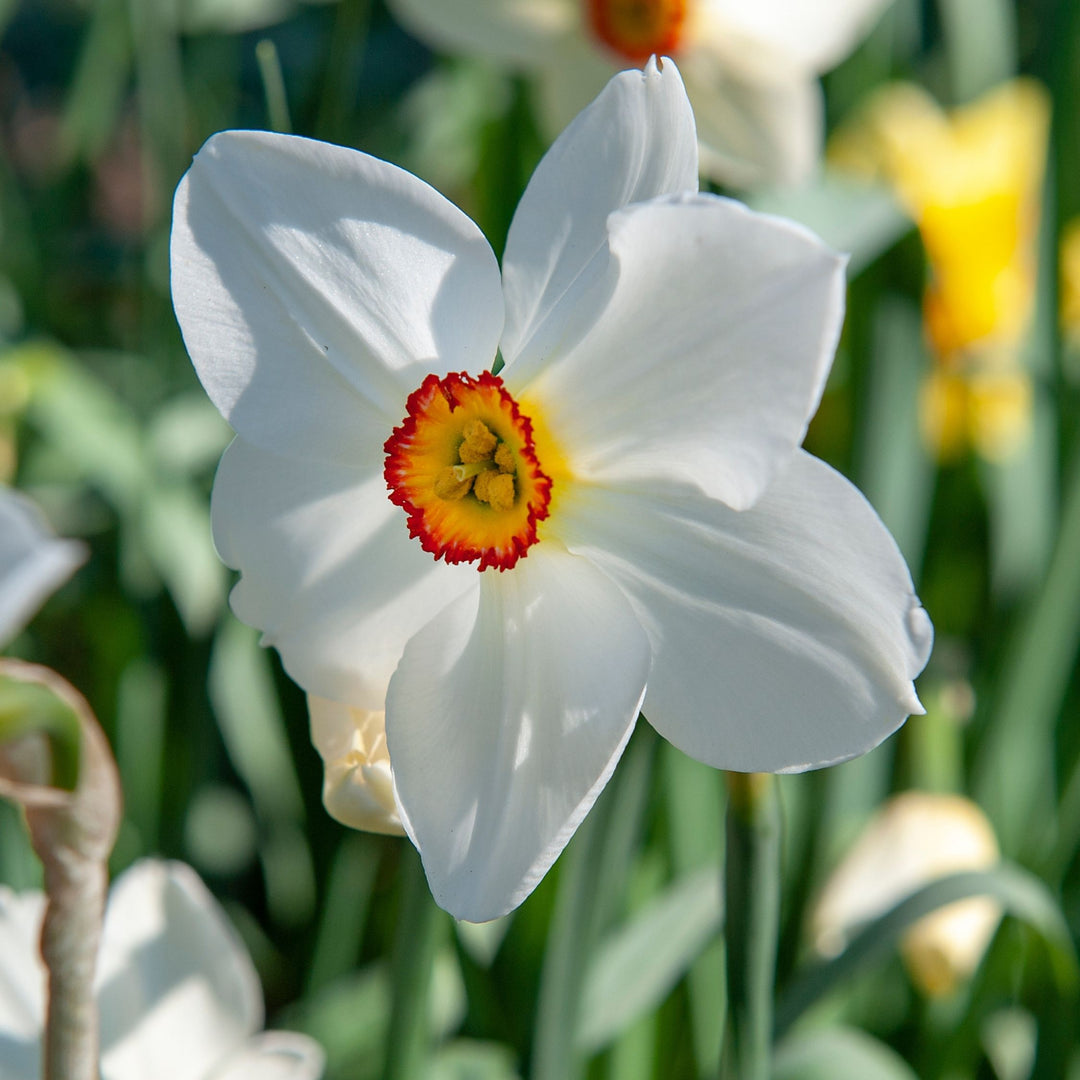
xmin=812 ymin=791 xmax=1001 ymax=996
xmin=171 ymin=59 xmax=931 ymax=922
xmin=0 ymin=859 xmax=324 ymax=1080
xmin=387 ymin=0 xmax=893 ymax=187
xmin=0 ymin=487 xmax=85 ymax=649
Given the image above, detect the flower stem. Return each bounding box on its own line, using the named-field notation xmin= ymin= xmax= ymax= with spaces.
xmin=381 ymin=845 xmax=444 ymax=1080
xmin=41 ymin=861 xmax=109 ymax=1080
xmin=723 ymin=772 xmax=781 ymax=1080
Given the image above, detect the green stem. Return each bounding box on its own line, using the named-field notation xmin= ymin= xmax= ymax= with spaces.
xmin=531 ymin=790 xmax=610 ymax=1080
xmin=381 ymin=846 xmax=444 ymax=1080
xmin=531 ymin=725 xmax=655 ymax=1080
xmin=314 ymin=0 xmax=372 ymax=145
xmin=255 ymin=39 xmax=292 ymax=135
xmin=723 ymin=773 xmax=781 ymax=1080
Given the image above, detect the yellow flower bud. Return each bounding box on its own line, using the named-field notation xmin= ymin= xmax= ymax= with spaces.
xmin=308 ymin=696 xmax=404 ymax=836
xmin=812 ymin=792 xmax=1000 ymax=997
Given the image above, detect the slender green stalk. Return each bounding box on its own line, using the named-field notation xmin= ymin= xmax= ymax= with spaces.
xmin=532 ymin=726 xmax=655 ymax=1080
xmin=381 ymin=846 xmax=444 ymax=1080
xmin=314 ymin=0 xmax=372 ymax=144
xmin=532 ymin=787 xmax=611 ymax=1080
xmin=723 ymin=773 xmax=781 ymax=1080
xmin=255 ymin=39 xmax=292 ymax=135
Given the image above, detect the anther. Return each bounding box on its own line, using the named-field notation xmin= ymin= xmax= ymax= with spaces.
xmin=459 ymin=420 xmax=499 ymax=462
xmin=474 ymin=470 xmax=516 ymax=511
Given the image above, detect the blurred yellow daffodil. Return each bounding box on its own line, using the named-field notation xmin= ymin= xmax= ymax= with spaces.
xmin=1060 ymin=217 xmax=1080 ymax=347
xmin=831 ymin=80 xmax=1050 ymax=461
xmin=919 ymin=366 xmax=1032 ymax=464
xmin=812 ymin=791 xmax=1001 ymax=997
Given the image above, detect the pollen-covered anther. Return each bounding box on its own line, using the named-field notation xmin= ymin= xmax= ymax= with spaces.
xmin=433 ymin=465 xmax=477 ymax=501
xmin=384 ymin=371 xmax=553 ymax=571
xmin=474 ymin=470 xmax=515 ymax=511
xmin=459 ymin=420 xmax=499 ymax=462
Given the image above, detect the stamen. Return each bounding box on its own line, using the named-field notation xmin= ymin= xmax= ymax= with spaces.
xmin=474 ymin=470 xmax=516 ymax=511
xmin=383 ymin=370 xmax=553 ymax=570
xmin=494 ymin=444 xmax=516 ymax=473
xmin=459 ymin=420 xmax=499 ymax=462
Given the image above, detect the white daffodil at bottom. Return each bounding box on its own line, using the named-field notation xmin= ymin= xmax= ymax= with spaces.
xmin=0 ymin=486 xmax=85 ymax=649
xmin=171 ymin=58 xmax=932 ymax=922
xmin=0 ymin=859 xmax=324 ymax=1080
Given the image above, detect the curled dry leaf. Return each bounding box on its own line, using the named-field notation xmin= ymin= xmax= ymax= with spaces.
xmin=0 ymin=659 xmax=123 ymax=1080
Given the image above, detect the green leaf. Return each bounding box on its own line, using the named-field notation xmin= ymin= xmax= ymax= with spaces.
xmin=208 ymin=618 xmax=306 ymax=826
xmin=663 ymin=744 xmax=726 ymax=1076
xmin=578 ymin=866 xmax=722 ymax=1052
xmin=974 ymin=438 xmax=1080 ymax=854
xmin=937 ymin=0 xmax=1016 ymax=104
xmin=773 ymin=1026 xmax=920 ymax=1080
xmin=857 ymin=295 xmax=934 ymax=575
xmin=22 ymin=344 xmax=147 ymax=512
xmin=139 ymin=481 xmax=227 ymax=635
xmin=776 ymin=864 xmax=1077 ymax=1039
xmin=0 ymin=672 xmax=82 ymax=790
xmin=426 ymin=1040 xmax=521 ymax=1080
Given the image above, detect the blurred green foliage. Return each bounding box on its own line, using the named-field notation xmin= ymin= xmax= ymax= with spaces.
xmin=1 ymin=0 xmax=1079 ymax=1078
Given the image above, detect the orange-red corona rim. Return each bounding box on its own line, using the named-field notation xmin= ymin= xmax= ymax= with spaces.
xmin=586 ymin=0 xmax=688 ymax=63
xmin=384 ymin=371 xmax=553 ymax=571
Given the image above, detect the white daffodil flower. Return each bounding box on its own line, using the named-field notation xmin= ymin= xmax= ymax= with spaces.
xmin=387 ymin=0 xmax=893 ymax=187
xmin=812 ymin=792 xmax=1001 ymax=996
xmin=171 ymin=59 xmax=932 ymax=922
xmin=0 ymin=859 xmax=324 ymax=1080
xmin=0 ymin=486 xmax=85 ymax=649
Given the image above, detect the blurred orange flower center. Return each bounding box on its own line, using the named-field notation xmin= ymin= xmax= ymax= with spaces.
xmin=586 ymin=0 xmax=688 ymax=63
xmin=384 ymin=371 xmax=553 ymax=571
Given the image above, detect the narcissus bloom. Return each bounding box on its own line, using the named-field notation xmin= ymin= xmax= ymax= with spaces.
xmin=172 ymin=60 xmax=931 ymax=921
xmin=1061 ymin=217 xmax=1080 ymax=348
xmin=831 ymin=79 xmax=1049 ymax=461
xmin=0 ymin=486 xmax=85 ymax=648
xmin=387 ymin=0 xmax=893 ymax=187
xmin=812 ymin=792 xmax=1001 ymax=997
xmin=0 ymin=859 xmax=325 ymax=1079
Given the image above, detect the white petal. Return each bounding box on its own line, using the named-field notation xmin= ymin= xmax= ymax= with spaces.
xmin=385 ymin=543 xmax=650 ymax=922
xmin=387 ymin=0 xmax=575 ymax=67
xmin=211 ymin=438 xmax=477 ymax=708
xmin=96 ymin=860 xmax=262 ymax=1080
xmin=308 ymin=696 xmax=405 ymax=836
xmin=679 ymin=51 xmax=822 ymax=188
xmin=0 ymin=887 xmax=46 ymax=1079
xmin=0 ymin=488 xmax=85 ymax=649
xmin=702 ymin=0 xmax=894 ymax=74
xmin=500 ymin=58 xmax=698 ymax=380
xmin=171 ymin=130 xmax=503 ymax=463
xmin=523 ymin=195 xmax=846 ymax=510
xmin=560 ymin=452 xmax=932 ymax=772
xmin=209 ymin=1031 xmax=326 ymax=1080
